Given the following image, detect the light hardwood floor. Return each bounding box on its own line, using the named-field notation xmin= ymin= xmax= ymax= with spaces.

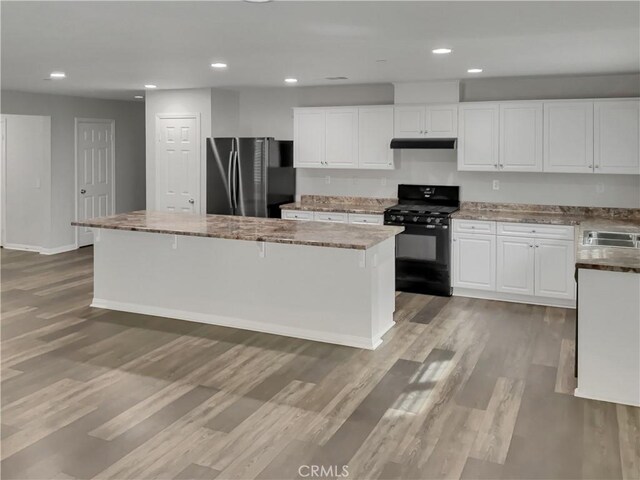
xmin=1 ymin=247 xmax=638 ymax=480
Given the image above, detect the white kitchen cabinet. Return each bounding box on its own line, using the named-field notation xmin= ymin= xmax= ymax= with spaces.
xmin=314 ymin=211 xmax=348 ymax=223
xmin=282 ymin=210 xmax=383 ymax=226
xmin=359 ymin=106 xmax=394 ymax=169
xmin=348 ymin=213 xmax=384 ymax=225
xmin=534 ymin=238 xmax=575 ymax=300
xmin=499 ymin=102 xmax=543 ymax=172
xmin=452 ymin=232 xmax=496 ymax=291
xmin=294 ymin=109 xmax=325 ymax=168
xmin=496 ymin=236 xmax=535 ymax=295
xmin=281 ymin=210 xmax=313 ymax=221
xmin=394 ymin=105 xmax=425 ymax=138
xmin=594 ymin=99 xmax=640 ymax=175
xmin=457 ymin=103 xmax=500 ymax=171
xmin=543 ymin=101 xmax=594 ymax=173
xmin=325 ymin=108 xmax=358 ymax=168
xmin=394 ymin=104 xmax=458 ymax=138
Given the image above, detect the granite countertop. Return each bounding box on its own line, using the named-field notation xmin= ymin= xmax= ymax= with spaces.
xmin=280 ymin=195 xmax=397 ymax=215
xmin=72 ymin=210 xmax=404 ymax=250
xmin=452 ymin=202 xmax=640 ymax=273
xmin=575 ymin=219 xmax=640 ymax=274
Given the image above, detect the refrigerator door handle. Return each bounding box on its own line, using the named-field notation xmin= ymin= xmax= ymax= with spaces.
xmin=227 ymin=143 xmax=235 ymax=214
xmin=235 ymin=138 xmax=246 ymax=216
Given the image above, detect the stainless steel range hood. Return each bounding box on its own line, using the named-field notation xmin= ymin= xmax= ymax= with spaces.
xmin=390 ymin=138 xmax=457 ymax=149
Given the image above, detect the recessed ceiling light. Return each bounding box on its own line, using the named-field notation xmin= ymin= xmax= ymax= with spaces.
xmin=144 ymin=84 xmax=157 ymax=89
xmin=467 ymin=68 xmax=483 ymax=73
xmin=50 ymin=71 xmax=66 ymax=79
xmin=325 ymin=76 xmax=348 ymax=81
xmin=211 ymin=63 xmax=228 ymax=68
xmin=432 ymin=48 xmax=452 ymax=54
xmin=134 ymin=95 xmax=144 ymax=99
xmin=284 ymin=78 xmax=298 ymax=84
xmin=376 ymin=59 xmax=387 ymax=63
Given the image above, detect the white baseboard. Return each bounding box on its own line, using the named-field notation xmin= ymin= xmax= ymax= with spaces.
xmin=40 ymin=244 xmax=77 ymax=255
xmin=574 ymin=388 xmax=640 ymax=408
xmin=2 ymin=243 xmax=42 ymax=253
xmin=453 ymin=288 xmax=576 ymax=309
xmin=91 ymin=298 xmax=383 ymax=350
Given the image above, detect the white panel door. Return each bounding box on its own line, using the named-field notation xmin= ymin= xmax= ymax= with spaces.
xmin=325 ymin=108 xmax=358 ymax=168
xmin=453 ymin=233 xmax=496 ymax=291
xmin=534 ymin=239 xmax=575 ymax=300
xmin=358 ymin=106 xmax=394 ymax=169
xmin=594 ymin=99 xmax=640 ymax=174
xmin=543 ymin=101 xmax=594 ymax=173
xmin=425 ymin=104 xmax=458 ymax=138
xmin=0 ymin=118 xmax=5 ymax=247
xmin=156 ymin=115 xmax=200 ymax=213
xmin=457 ymin=103 xmax=500 ymax=171
xmin=77 ymin=119 xmax=115 ymax=247
xmin=394 ymin=105 xmax=426 ymax=138
xmin=294 ymin=109 xmax=325 ymax=168
xmin=496 ymin=236 xmax=535 ymax=295
xmin=500 ymin=103 xmax=543 ymax=172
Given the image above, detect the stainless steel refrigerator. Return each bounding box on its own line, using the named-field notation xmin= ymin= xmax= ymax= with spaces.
xmin=206 ymin=137 xmax=295 ymax=218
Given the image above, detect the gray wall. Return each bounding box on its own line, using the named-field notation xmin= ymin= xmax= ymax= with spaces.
xmin=1 ymin=90 xmax=146 ymax=248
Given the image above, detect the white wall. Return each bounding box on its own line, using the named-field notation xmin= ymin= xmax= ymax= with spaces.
xmin=145 ymin=88 xmax=212 ymax=210
xmin=1 ymin=91 xmax=145 ymax=250
xmin=0 ymin=114 xmax=51 ymax=249
xmin=394 ymin=81 xmax=459 ymax=104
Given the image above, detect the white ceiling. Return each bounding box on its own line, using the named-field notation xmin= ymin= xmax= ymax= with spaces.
xmin=1 ymin=1 xmax=639 ymax=101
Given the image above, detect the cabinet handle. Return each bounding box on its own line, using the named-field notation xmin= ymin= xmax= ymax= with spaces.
xmin=499 ymin=164 xmax=504 ymax=168
xmin=588 ymin=165 xmax=593 ymax=169
xmin=535 ymin=245 xmax=539 ymax=248
xmin=494 ymin=164 xmax=498 ymax=169
xmin=453 ymin=238 xmax=457 ymax=242
xmin=595 ymin=165 xmax=600 ymax=169
xmin=531 ymin=230 xmax=536 ymax=233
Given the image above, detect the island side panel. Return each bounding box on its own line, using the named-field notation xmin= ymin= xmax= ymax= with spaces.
xmin=91 ymin=228 xmax=396 ymax=349
xmin=576 ymin=268 xmax=640 ymax=407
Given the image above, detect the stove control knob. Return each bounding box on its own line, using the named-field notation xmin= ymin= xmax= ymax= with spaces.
xmin=389 ymin=215 xmax=396 ymax=222
xmin=434 ymin=218 xmax=442 ymax=224
xmin=426 ymin=217 xmax=432 ymax=223
xmin=412 ymin=216 xmax=420 ymax=222
xmin=397 ymin=216 xmax=404 ymax=222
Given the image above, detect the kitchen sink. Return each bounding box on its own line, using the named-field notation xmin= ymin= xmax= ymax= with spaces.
xmin=582 ymin=231 xmax=640 ymax=248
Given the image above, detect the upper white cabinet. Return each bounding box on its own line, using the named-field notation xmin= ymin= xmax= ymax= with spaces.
xmin=500 ymin=102 xmax=543 ymax=172
xmin=294 ymin=109 xmax=325 ymax=168
xmin=324 ymin=108 xmax=358 ymax=168
xmin=594 ymin=99 xmax=640 ymax=175
xmin=358 ymin=106 xmax=394 ymax=169
xmin=457 ymin=103 xmax=500 ymax=171
xmin=294 ymin=106 xmax=393 ymax=169
xmin=394 ymin=104 xmax=458 ymax=138
xmin=543 ymin=101 xmax=594 ymax=173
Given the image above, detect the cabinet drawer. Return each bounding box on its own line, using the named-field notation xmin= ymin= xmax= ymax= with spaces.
xmin=453 ymin=219 xmax=496 ymax=235
xmin=348 ymin=213 xmax=384 ymax=225
xmin=281 ymin=210 xmax=313 ymax=221
xmin=497 ymin=222 xmax=574 ymax=240
xmin=314 ymin=211 xmax=348 ymax=223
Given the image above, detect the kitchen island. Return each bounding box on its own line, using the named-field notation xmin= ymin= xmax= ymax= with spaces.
xmin=73 ymin=211 xmax=404 ymax=349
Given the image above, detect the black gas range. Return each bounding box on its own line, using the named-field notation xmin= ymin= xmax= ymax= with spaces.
xmin=384 ymin=185 xmax=460 ymax=297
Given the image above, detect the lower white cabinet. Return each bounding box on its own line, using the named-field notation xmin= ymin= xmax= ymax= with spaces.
xmin=497 ymin=236 xmax=535 ymax=295
xmin=281 ymin=210 xmax=383 ymax=226
xmin=453 ymin=219 xmax=576 ymax=306
xmin=452 ymin=233 xmax=496 ymax=291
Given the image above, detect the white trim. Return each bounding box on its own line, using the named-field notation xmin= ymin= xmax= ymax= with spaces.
xmin=453 ymin=287 xmax=576 ymax=309
xmin=155 ymin=113 xmax=202 ymax=213
xmin=3 ymin=243 xmax=42 ymax=253
xmin=74 ymin=118 xmax=116 ymax=248
xmin=40 ymin=244 xmax=77 ymax=255
xmin=0 ymin=118 xmax=6 ymax=247
xmin=574 ymin=388 xmax=640 ymax=408
xmin=91 ymin=298 xmax=386 ymax=350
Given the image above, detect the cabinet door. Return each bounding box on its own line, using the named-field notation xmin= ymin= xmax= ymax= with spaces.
xmin=457 ymin=103 xmax=500 ymax=171
xmin=453 ymin=233 xmax=496 ymax=291
xmin=534 ymin=239 xmax=575 ymax=300
xmin=425 ymin=104 xmax=458 ymax=138
xmin=325 ymin=108 xmax=358 ymax=168
xmin=543 ymin=101 xmax=594 ymax=173
xmin=497 ymin=236 xmax=535 ymax=295
xmin=394 ymin=105 xmax=426 ymax=138
xmin=294 ymin=109 xmax=325 ymax=168
xmin=594 ymin=99 xmax=640 ymax=175
xmin=358 ymin=106 xmax=394 ymax=169
xmin=500 ymin=102 xmax=543 ymax=172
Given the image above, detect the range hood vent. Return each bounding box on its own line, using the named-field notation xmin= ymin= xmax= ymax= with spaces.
xmin=390 ymin=138 xmax=457 ymax=150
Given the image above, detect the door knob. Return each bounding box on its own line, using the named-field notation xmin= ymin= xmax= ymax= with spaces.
xmin=80 ymin=189 xmax=86 ymax=194
xmin=188 ymin=198 xmax=195 ymax=204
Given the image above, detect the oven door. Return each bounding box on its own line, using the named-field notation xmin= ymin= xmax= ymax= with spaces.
xmin=393 ymin=224 xmax=452 ymax=296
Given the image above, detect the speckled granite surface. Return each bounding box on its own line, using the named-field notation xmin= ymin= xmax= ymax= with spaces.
xmin=280 ymin=195 xmax=397 ymax=215
xmin=72 ymin=210 xmax=404 ymax=250
xmin=453 ymin=202 xmax=640 ymax=273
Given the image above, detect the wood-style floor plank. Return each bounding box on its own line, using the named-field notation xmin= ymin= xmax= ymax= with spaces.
xmin=1 ymin=247 xmax=635 ymax=480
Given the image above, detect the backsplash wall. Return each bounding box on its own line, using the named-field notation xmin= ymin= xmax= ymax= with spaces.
xmin=296 ymin=149 xmax=640 ymax=208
